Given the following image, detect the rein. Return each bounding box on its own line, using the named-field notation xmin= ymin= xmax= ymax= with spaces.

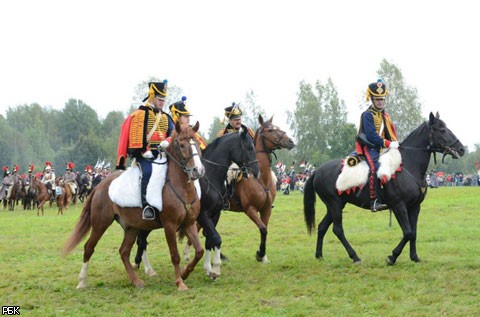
xmin=165 ymin=176 xmax=197 ymax=213
xmin=160 ymin=138 xmax=201 ymax=181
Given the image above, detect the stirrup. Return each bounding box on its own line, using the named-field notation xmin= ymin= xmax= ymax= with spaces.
xmin=142 ymin=205 xmax=156 ymax=220
xmin=370 ymin=199 xmax=388 ymax=212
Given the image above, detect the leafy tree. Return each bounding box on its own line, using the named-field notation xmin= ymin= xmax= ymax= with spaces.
xmin=58 ymin=99 xmax=101 ymax=145
xmin=131 ymin=77 xmax=184 ymax=113
xmin=240 ymin=90 xmax=266 ymax=131
xmin=288 ymin=79 xmax=356 ymax=167
xmin=206 ymin=116 xmax=224 ymax=142
xmin=377 ymin=59 xmax=423 ymax=140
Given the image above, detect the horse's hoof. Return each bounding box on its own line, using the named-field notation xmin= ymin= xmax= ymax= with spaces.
xmin=386 ymin=256 xmax=396 ymax=266
xmin=177 ymin=283 xmax=189 ymax=291
xmin=315 ymin=255 xmax=323 ymax=261
xmin=133 ymin=279 xmax=145 ymax=288
xmin=208 ymin=272 xmax=219 ymax=280
xmin=411 ymin=256 xmax=421 ymax=263
xmin=353 ymin=260 xmax=363 ymax=265
xmin=76 ymin=282 xmax=87 ymax=289
xmin=145 ymin=268 xmax=157 ymax=277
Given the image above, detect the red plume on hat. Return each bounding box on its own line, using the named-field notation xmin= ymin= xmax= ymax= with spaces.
xmin=67 ymin=162 xmax=75 ymax=170
xmin=13 ymin=165 xmax=19 ymax=172
xmin=28 ymin=164 xmax=35 ymax=173
xmin=2 ymin=166 xmax=8 ymax=172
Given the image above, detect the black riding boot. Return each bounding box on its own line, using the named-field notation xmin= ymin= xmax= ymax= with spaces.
xmin=370 ymin=178 xmax=388 ymax=212
xmin=141 ymin=180 xmax=155 ymax=220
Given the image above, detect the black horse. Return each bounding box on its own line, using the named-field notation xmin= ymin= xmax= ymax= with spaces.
xmin=134 ymin=126 xmax=259 ymax=279
xmin=76 ymin=173 xmax=92 ymax=203
xmin=304 ymin=112 xmax=464 ymax=265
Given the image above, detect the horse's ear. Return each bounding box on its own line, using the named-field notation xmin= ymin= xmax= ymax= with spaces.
xmin=192 ymin=121 xmax=200 ymax=132
xmin=240 ymin=124 xmax=247 ymax=137
xmin=435 ymin=111 xmax=440 ymax=119
xmin=429 ymin=112 xmax=435 ymax=124
xmin=269 ymin=114 xmax=274 ymax=124
xmin=175 ymin=120 xmax=182 ymax=134
xmin=258 ymin=114 xmax=264 ymax=125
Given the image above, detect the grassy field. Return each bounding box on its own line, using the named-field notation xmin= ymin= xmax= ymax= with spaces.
xmin=1 ymin=187 xmax=479 ymax=316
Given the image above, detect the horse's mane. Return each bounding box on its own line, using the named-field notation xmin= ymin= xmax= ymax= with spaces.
xmin=203 ymin=133 xmax=237 ymax=156
xmin=400 ymin=121 xmax=429 ymax=145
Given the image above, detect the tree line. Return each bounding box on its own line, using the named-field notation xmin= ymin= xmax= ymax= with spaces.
xmin=1 ymin=59 xmax=479 ymax=176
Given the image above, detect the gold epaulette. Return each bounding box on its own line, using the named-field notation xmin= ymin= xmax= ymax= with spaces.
xmin=128 ymin=110 xmax=146 ymax=149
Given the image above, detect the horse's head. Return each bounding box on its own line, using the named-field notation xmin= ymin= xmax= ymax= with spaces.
xmin=169 ymin=121 xmax=205 ymax=181
xmin=428 ymin=112 xmax=465 ymax=161
xmin=232 ymin=124 xmax=259 ymax=178
xmin=256 ymin=115 xmax=295 ymax=151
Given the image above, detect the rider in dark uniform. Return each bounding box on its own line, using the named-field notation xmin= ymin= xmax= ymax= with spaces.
xmin=355 ymin=79 xmax=399 ymax=211
xmin=216 ymin=102 xmax=254 ymax=138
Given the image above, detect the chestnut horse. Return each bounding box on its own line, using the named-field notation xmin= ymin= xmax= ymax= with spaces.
xmin=33 ymin=179 xmax=55 ymax=216
xmin=63 ymin=122 xmax=206 ymax=291
xmin=202 ymin=115 xmax=294 ymax=273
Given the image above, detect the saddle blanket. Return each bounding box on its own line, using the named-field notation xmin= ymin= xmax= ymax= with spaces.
xmin=108 ymin=156 xmax=201 ymax=211
xmin=336 ymin=148 xmax=402 ymax=195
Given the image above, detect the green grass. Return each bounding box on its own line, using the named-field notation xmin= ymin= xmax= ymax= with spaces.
xmin=1 ymin=187 xmax=479 ymax=316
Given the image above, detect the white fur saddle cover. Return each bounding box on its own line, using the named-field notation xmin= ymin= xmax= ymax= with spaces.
xmin=108 ymin=156 xmax=168 ymax=211
xmin=336 ymin=148 xmax=402 ymax=195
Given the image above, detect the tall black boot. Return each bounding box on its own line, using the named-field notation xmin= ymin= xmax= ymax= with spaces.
xmin=370 ymin=178 xmax=388 ymax=212
xmin=141 ymin=179 xmax=155 ymax=220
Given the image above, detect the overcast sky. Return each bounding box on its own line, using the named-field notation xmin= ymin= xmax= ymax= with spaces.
xmin=1 ymin=0 xmax=479 ymax=149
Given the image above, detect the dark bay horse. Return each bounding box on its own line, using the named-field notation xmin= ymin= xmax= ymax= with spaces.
xmin=63 ymin=122 xmax=206 ymax=290
xmin=134 ymin=126 xmax=259 ymax=279
xmin=304 ymin=112 xmax=464 ymax=265
xmin=201 ymin=115 xmax=294 ymax=270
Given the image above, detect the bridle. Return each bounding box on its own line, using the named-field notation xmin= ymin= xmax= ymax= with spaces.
xmin=160 ymin=137 xmax=202 ymax=181
xmin=400 ymin=122 xmax=461 ymax=164
xmin=255 ymin=124 xmax=286 ymax=162
xmin=202 ymin=132 xmax=258 ymax=179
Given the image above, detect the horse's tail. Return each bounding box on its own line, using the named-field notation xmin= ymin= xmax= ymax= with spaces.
xmin=62 ymin=188 xmax=95 ymax=257
xmin=303 ymin=171 xmax=317 ymax=235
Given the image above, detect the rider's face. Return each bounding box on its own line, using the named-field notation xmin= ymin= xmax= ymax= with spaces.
xmin=152 ymin=97 xmax=165 ymax=111
xmin=230 ymin=117 xmax=242 ymax=129
xmin=372 ymin=97 xmax=385 ymax=110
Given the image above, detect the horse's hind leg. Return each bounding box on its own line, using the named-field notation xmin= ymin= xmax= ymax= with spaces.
xmin=329 ymin=207 xmax=361 ymax=263
xmin=164 ymin=224 xmax=188 ymax=291
xmin=76 ymin=220 xmax=113 ymax=289
xmin=133 ymin=230 xmax=157 ymax=277
xmin=316 ymin=212 xmax=333 ymax=259
xmin=245 ymin=205 xmax=270 ymax=263
xmin=180 ymin=223 xmax=204 ymax=281
xmin=119 ymin=229 xmax=145 ymax=288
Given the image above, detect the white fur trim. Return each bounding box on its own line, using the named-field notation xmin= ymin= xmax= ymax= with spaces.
xmin=377 ymin=148 xmax=402 ymax=181
xmin=109 ymin=156 xmax=167 ymax=211
xmin=336 ymin=160 xmax=369 ymax=192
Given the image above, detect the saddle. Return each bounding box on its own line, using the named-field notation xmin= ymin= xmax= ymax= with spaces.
xmin=336 ymin=148 xmax=402 ymax=195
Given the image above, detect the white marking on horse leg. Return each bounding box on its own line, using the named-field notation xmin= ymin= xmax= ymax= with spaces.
xmin=261 ymin=254 xmax=270 ymax=263
xmin=211 ymin=247 xmax=222 ymax=277
xmin=183 ymin=243 xmax=191 ymax=262
xmin=203 ymin=249 xmax=212 ymax=275
xmin=76 ymin=262 xmax=89 ymax=289
xmin=142 ymin=251 xmax=157 ymax=276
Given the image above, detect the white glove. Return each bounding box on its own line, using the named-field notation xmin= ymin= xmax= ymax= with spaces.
xmin=160 ymin=140 xmax=170 ymax=149
xmin=389 ymin=141 xmax=399 ymax=149
xmin=142 ymin=150 xmax=154 ymax=159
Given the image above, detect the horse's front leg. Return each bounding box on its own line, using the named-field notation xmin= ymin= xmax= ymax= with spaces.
xmin=408 ymin=206 xmax=421 ymax=263
xmin=163 ymin=224 xmax=188 ymax=291
xmin=119 ymin=229 xmax=144 ymax=288
xmin=181 ymin=222 xmax=204 ymax=280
